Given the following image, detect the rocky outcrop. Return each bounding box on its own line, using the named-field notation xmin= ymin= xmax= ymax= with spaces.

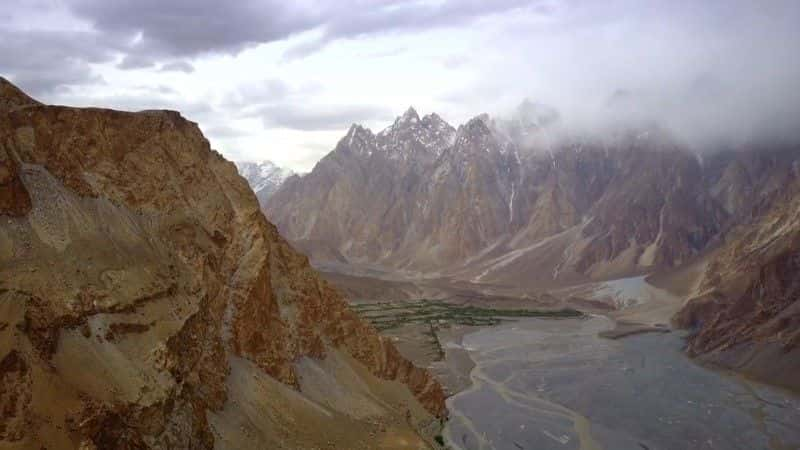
xmin=0 ymin=77 xmax=40 ymax=112
xmin=674 ymin=173 xmax=800 ymax=391
xmin=0 ymin=78 xmax=36 ymax=216
xmin=0 ymin=78 xmax=444 ymax=449
xmin=0 ymin=150 xmax=31 ymax=217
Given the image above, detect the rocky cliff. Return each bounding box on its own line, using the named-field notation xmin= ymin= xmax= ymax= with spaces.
xmin=675 ymin=169 xmax=800 ymax=391
xmin=0 ymin=77 xmax=445 ymax=449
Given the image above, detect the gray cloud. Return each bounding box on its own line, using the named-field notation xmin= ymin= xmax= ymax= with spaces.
xmin=223 ymin=79 xmax=294 ymax=110
xmin=0 ymin=29 xmax=113 ymax=95
xmin=200 ymin=124 xmax=247 ymax=139
xmin=318 ymin=0 xmax=535 ymax=38
xmin=218 ymin=78 xmax=391 ymax=132
xmin=117 ymin=54 xmax=157 ymax=70
xmin=259 ymin=104 xmax=394 ymax=131
xmin=68 ymin=0 xmax=542 ymax=61
xmin=53 ymin=90 xmax=215 ymax=122
xmin=67 ymin=0 xmax=321 ymax=62
xmin=159 ymin=61 xmax=195 ymax=73
xmin=440 ymin=0 xmax=800 ymax=150
xmin=2 ymin=1 xmax=317 ymax=92
xmin=3 ymin=0 xmax=799 ymax=165
xmin=283 ymin=0 xmax=539 ymax=59
xmin=2 ymin=0 xmax=543 ymax=93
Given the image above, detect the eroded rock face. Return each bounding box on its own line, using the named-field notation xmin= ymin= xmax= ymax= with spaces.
xmin=0 ymin=78 xmax=35 ymax=216
xmin=0 ymin=78 xmax=444 ymax=449
xmin=675 ymin=175 xmax=800 ymax=391
xmin=0 ymin=77 xmax=40 ymax=112
xmin=0 ymin=152 xmax=31 ymax=216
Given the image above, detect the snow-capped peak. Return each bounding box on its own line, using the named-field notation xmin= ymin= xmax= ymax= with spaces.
xmin=341 ymin=124 xmax=376 ymax=155
xmin=452 ymin=113 xmax=512 ymax=154
xmin=235 ymin=160 xmax=295 ymax=198
xmin=375 ymin=107 xmax=456 ymax=158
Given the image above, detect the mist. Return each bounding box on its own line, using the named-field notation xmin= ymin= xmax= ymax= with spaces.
xmin=475 ymin=0 xmax=800 ymax=152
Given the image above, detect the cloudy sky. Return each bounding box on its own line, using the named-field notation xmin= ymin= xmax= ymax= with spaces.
xmin=2 ymin=0 xmax=799 ymax=171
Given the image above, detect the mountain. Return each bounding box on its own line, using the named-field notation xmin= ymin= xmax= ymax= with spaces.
xmin=234 ymin=160 xmax=294 ymax=206
xmin=266 ymin=102 xmax=800 ymax=391
xmin=675 ymin=165 xmax=800 ymax=391
xmin=0 ymin=78 xmax=445 ymax=449
xmin=267 ymin=106 xmax=799 ymax=288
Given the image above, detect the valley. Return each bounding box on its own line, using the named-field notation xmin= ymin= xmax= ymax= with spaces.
xmin=263 ymin=101 xmax=800 ymax=400
xmin=256 ymin=101 xmax=800 ymax=448
xmin=444 ymin=317 xmax=800 ymax=450
xmin=3 ymin=2 xmax=799 ymax=448
xmin=340 ymin=273 xmax=800 ymax=450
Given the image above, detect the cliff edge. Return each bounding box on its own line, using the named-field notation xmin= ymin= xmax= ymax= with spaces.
xmin=0 ymin=78 xmax=445 ymax=449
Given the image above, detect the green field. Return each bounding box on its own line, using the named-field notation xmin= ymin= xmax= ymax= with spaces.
xmin=350 ymin=299 xmax=583 ymax=331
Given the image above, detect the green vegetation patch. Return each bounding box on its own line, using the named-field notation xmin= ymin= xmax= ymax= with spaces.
xmin=350 ymin=299 xmax=582 ymax=332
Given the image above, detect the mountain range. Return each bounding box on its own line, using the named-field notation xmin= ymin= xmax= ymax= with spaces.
xmin=267 ymin=104 xmax=796 ymax=283
xmin=265 ymin=103 xmax=800 ymax=391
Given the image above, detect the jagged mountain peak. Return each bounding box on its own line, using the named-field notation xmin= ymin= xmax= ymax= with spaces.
xmin=374 ymin=107 xmax=421 ymax=135
xmin=399 ymin=106 xmax=420 ymax=124
xmin=513 ymin=99 xmax=559 ymax=128
xmin=422 ymin=111 xmax=445 ymax=124
xmin=381 ymin=108 xmax=454 ymax=133
xmin=470 ymin=113 xmax=492 ymax=126
xmin=420 ymin=113 xmax=457 ymax=143
xmin=487 ymin=100 xmax=561 ymax=152
xmin=346 ymin=123 xmax=374 ymax=136
xmin=456 ymin=114 xmax=493 ymax=140
xmin=338 ymin=123 xmax=377 ymax=155
xmin=343 ymin=123 xmax=375 ymax=145
xmin=235 ymin=159 xmax=295 ymax=204
xmin=368 ymin=108 xmax=456 ymax=158
xmin=450 ymin=117 xmax=507 ymax=157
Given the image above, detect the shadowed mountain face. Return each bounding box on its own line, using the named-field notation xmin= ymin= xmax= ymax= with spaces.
xmin=675 ymin=172 xmax=800 ymax=391
xmin=266 ymin=106 xmax=798 ymax=288
xmin=0 ymin=79 xmax=445 ymax=449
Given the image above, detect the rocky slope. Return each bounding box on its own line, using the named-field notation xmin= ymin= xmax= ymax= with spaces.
xmin=234 ymin=160 xmax=294 ymax=206
xmin=266 ymin=103 xmax=797 ymax=288
xmin=675 ymin=168 xmax=800 ymax=391
xmin=0 ymin=77 xmax=445 ymax=449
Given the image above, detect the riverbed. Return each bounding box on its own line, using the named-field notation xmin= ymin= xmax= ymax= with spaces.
xmin=444 ymin=315 xmax=800 ymax=450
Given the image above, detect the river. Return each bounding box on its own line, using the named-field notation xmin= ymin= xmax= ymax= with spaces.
xmin=443 ymin=315 xmax=800 ymax=450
